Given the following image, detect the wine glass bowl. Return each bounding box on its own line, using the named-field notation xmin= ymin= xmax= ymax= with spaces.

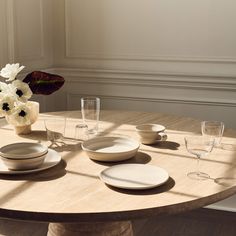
xmin=201 ymin=121 xmax=224 ymax=148
xmin=184 ymin=135 xmax=214 ymax=180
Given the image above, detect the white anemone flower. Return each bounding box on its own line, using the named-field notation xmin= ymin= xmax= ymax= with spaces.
xmin=0 ymin=63 xmax=25 ymax=82
xmin=6 ymin=102 xmax=31 ymax=126
xmin=0 ymin=94 xmax=15 ymax=117
xmin=0 ymin=82 xmax=10 ymax=95
xmin=10 ymin=79 xmax=32 ymax=102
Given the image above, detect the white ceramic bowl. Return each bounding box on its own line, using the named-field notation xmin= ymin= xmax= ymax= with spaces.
xmin=0 ymin=152 xmax=47 ymax=170
xmin=82 ymin=136 xmax=140 ymax=162
xmin=0 ymin=142 xmax=48 ymax=159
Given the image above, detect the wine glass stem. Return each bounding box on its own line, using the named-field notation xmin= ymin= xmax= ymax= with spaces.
xmin=196 ymin=155 xmax=200 ymax=175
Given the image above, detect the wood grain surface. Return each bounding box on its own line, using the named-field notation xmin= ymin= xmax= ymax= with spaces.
xmin=0 ymin=110 xmax=235 ymax=223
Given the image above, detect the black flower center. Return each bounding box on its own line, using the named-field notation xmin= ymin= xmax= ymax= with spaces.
xmin=19 ymin=110 xmax=27 ymax=117
xmin=2 ymin=103 xmax=10 ymax=111
xmin=16 ymin=89 xmax=23 ymax=97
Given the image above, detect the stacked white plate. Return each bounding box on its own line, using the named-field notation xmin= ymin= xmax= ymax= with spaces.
xmin=0 ymin=142 xmax=48 ymax=170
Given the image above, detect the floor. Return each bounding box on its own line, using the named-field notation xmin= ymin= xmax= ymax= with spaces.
xmin=0 ymin=209 xmax=235 ymax=236
xmin=0 ymin=218 xmax=48 ymax=236
xmin=132 ymin=208 xmax=236 ymax=236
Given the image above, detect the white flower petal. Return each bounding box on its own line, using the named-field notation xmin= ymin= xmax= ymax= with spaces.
xmin=0 ymin=82 xmax=10 ymax=95
xmin=6 ymin=102 xmax=31 ymax=126
xmin=0 ymin=63 xmax=25 ymax=81
xmin=18 ymin=65 xmax=25 ymax=73
xmin=11 ymin=80 xmax=32 ymax=102
xmin=0 ymin=94 xmax=15 ymax=116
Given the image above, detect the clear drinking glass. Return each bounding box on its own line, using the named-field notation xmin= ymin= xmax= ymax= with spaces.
xmin=75 ymin=123 xmax=89 ymax=141
xmin=184 ymin=135 xmax=214 ymax=180
xmin=201 ymin=121 xmax=224 ymax=147
xmin=44 ymin=116 xmax=66 ymax=144
xmin=81 ymin=97 xmax=100 ymax=136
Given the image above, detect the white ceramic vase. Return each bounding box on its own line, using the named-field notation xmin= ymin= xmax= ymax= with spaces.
xmin=6 ymin=101 xmax=39 ymax=135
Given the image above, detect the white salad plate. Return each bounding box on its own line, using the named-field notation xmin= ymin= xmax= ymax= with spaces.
xmin=82 ymin=136 xmax=140 ymax=162
xmin=0 ymin=149 xmax=61 ymax=175
xmin=0 ymin=142 xmax=48 ymax=159
xmin=100 ymin=164 xmax=169 ymax=190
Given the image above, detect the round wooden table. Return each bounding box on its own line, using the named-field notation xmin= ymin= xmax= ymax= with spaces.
xmin=0 ymin=110 xmax=235 ymax=236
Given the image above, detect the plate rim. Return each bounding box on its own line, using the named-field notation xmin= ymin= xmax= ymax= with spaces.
xmin=0 ymin=148 xmax=61 ymax=175
xmin=0 ymin=142 xmax=48 ymax=159
xmin=100 ymin=163 xmax=169 ymax=190
xmin=81 ymin=136 xmax=140 ymax=162
xmin=81 ymin=136 xmax=140 ymax=154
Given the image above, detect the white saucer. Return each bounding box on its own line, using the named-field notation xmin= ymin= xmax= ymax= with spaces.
xmin=0 ymin=149 xmax=61 ymax=175
xmin=100 ymin=164 xmax=169 ymax=190
xmin=82 ymin=136 xmax=140 ymax=162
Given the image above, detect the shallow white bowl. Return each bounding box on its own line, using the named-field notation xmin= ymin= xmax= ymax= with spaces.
xmin=0 ymin=142 xmax=48 ymax=159
xmin=82 ymin=136 xmax=140 ymax=162
xmin=0 ymin=152 xmax=47 ymax=170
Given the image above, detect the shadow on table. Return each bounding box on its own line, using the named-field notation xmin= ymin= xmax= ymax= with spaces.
xmin=18 ymin=130 xmax=48 ymax=141
xmin=0 ymin=159 xmax=67 ymax=181
xmin=148 ymin=141 xmax=180 ymax=150
xmin=48 ymin=142 xmax=81 ymax=153
xmin=17 ymin=130 xmax=82 ymax=153
xmin=106 ymin=177 xmax=175 ymax=196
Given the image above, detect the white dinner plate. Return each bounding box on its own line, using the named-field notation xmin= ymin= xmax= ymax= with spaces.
xmin=100 ymin=164 xmax=169 ymax=190
xmin=82 ymin=136 xmax=140 ymax=162
xmin=0 ymin=142 xmax=48 ymax=159
xmin=0 ymin=149 xmax=61 ymax=175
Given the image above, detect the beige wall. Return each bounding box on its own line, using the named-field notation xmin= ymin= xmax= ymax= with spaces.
xmin=0 ymin=0 xmax=236 ymax=128
xmin=0 ymin=0 xmax=53 ymax=70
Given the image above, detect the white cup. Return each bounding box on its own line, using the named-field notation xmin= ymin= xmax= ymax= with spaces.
xmin=81 ymin=97 xmax=100 ymax=136
xmin=136 ymin=124 xmax=167 ymax=144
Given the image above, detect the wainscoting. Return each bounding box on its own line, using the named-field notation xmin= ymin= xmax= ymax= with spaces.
xmin=0 ymin=0 xmax=236 ymax=128
xmin=44 ymin=68 xmax=236 ymax=129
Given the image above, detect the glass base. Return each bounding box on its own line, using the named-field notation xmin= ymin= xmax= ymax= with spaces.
xmin=86 ymin=129 xmax=98 ymax=139
xmin=214 ymin=177 xmax=236 ymax=187
xmin=187 ymin=171 xmax=210 ymax=181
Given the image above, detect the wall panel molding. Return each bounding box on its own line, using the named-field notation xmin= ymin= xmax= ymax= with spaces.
xmin=63 ymin=0 xmax=236 ymax=78
xmin=65 ymin=91 xmax=236 ymax=129
xmin=0 ymin=0 xmax=9 ymax=65
xmin=58 ymin=66 xmax=236 ymax=126
xmin=49 ymin=68 xmax=236 ymax=124
xmin=66 ymin=93 xmax=236 ymax=108
xmin=13 ymin=0 xmax=45 ymax=61
xmin=1 ymin=1 xmax=236 ymax=128
xmin=64 ymin=52 xmax=236 ymax=64
xmin=56 ymin=68 xmax=236 ymax=93
xmin=0 ymin=0 xmax=54 ymax=70
xmin=64 ymin=0 xmax=236 ymax=64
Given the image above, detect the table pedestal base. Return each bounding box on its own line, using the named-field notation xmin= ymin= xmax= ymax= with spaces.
xmin=47 ymin=221 xmax=133 ymax=236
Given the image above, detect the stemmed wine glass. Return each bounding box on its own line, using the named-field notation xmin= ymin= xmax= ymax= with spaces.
xmin=201 ymin=121 xmax=224 ymax=148
xmin=184 ymin=135 xmax=214 ymax=180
